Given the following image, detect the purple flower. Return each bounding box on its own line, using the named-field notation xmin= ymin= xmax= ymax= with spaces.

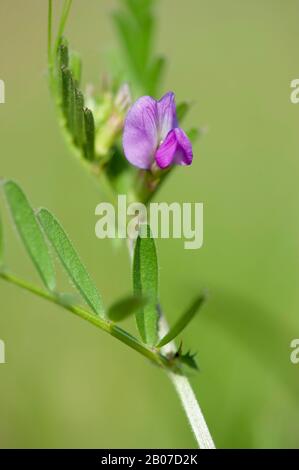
xmin=123 ymin=92 xmax=193 ymax=170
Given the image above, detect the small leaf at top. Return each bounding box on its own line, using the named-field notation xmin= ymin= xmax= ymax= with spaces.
xmin=148 ymin=56 xmax=165 ymax=97
xmin=158 ymin=295 xmax=206 ymax=348
xmin=83 ymin=108 xmax=95 ymax=161
xmin=113 ymin=0 xmax=163 ymax=96
xmin=133 ymin=225 xmax=159 ymax=346
xmin=74 ymin=88 xmax=84 ymax=148
xmin=108 ymin=295 xmax=147 ymax=323
xmin=70 ymin=50 xmax=82 ymax=85
xmin=61 ymin=65 xmax=75 ymax=133
xmin=37 ymin=208 xmax=104 ymax=317
xmin=57 ymin=39 xmax=69 ymax=70
xmin=2 ymin=180 xmax=56 ymax=291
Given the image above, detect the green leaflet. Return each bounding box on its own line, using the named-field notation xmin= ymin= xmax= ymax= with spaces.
xmin=83 ymin=108 xmax=95 ymax=161
xmin=37 ymin=208 xmax=104 ymax=317
xmin=74 ymin=88 xmax=84 ymax=148
xmin=158 ymin=295 xmax=206 ymax=348
xmin=133 ymin=225 xmax=158 ymax=345
xmin=108 ymin=295 xmax=146 ymax=323
xmin=61 ymin=65 xmax=75 ymax=133
xmin=3 ymin=181 xmax=56 ymax=291
xmin=69 ymin=51 xmax=82 ymax=85
xmin=113 ymin=0 xmax=165 ymax=96
xmin=148 ymin=57 xmax=165 ymax=96
xmin=57 ymin=40 xmax=69 ymax=70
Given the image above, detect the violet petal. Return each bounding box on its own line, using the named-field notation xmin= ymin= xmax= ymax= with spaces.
xmin=123 ymin=96 xmax=159 ymax=169
xmin=155 ymin=128 xmax=193 ymax=169
xmin=157 ymin=92 xmax=178 ymax=141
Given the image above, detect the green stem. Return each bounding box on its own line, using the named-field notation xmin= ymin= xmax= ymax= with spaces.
xmin=0 ymin=271 xmax=170 ymax=369
xmin=55 ymin=0 xmax=73 ymax=52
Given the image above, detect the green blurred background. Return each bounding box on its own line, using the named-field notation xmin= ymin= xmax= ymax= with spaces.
xmin=1 ymin=0 xmax=299 ymax=449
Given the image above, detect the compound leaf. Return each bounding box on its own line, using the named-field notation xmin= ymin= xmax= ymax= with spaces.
xmin=3 ymin=180 xmax=56 ymax=291
xmin=38 ymin=208 xmax=104 ymax=317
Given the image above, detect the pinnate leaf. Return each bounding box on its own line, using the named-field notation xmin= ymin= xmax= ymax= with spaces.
xmin=38 ymin=208 xmax=104 ymax=317
xmin=3 ymin=180 xmax=56 ymax=291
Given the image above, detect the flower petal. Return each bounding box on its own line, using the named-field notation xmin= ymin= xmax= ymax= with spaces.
xmin=155 ymin=128 xmax=193 ymax=169
xmin=123 ymin=96 xmax=159 ymax=169
xmin=157 ymin=92 xmax=178 ymax=140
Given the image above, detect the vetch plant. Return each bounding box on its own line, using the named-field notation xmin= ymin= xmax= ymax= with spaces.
xmin=0 ymin=0 xmax=215 ymax=449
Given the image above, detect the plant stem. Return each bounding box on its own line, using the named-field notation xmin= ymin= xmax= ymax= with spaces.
xmin=127 ymin=240 xmax=215 ymax=449
xmin=168 ymin=372 xmax=216 ymax=449
xmin=0 ymin=270 xmax=169 ymax=369
xmin=55 ymin=0 xmax=73 ymax=52
xmin=159 ymin=316 xmax=216 ymax=449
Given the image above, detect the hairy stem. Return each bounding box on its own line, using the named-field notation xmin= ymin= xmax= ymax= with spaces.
xmin=168 ymin=373 xmax=216 ymax=449
xmin=159 ymin=316 xmax=215 ymax=449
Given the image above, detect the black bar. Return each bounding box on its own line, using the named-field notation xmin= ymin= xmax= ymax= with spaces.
xmin=0 ymin=448 xmax=296 ymax=467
